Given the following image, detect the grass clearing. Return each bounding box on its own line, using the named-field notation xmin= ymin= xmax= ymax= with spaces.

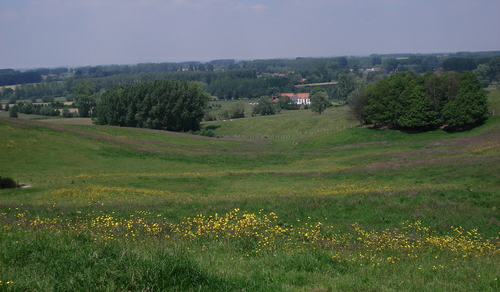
xmin=0 ymin=88 xmax=499 ymax=291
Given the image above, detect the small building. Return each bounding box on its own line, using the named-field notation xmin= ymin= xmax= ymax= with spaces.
xmin=281 ymin=93 xmax=311 ymax=105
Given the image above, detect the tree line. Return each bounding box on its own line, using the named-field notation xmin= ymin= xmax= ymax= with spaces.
xmin=3 ymin=52 xmax=499 ymax=105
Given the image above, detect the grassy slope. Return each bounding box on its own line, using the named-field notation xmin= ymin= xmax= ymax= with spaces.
xmin=0 ymin=89 xmax=499 ymax=291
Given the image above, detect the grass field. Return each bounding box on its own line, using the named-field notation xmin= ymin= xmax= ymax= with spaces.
xmin=0 ymin=89 xmax=499 ymax=291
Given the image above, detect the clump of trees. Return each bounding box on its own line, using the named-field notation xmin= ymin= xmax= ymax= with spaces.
xmin=350 ymin=71 xmax=488 ymax=131
xmin=93 ymin=79 xmax=210 ymax=132
xmin=252 ymin=96 xmax=280 ymax=116
xmin=15 ymin=102 xmax=61 ymax=117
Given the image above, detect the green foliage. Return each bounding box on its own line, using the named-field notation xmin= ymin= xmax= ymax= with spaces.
xmin=253 ymin=96 xmax=278 ymax=116
xmin=9 ymin=105 xmax=18 ymax=118
xmin=72 ymin=81 xmax=96 ymax=118
xmin=442 ymin=57 xmax=477 ymax=72
xmin=276 ymin=96 xmax=300 ymax=110
xmin=336 ymin=73 xmax=356 ymax=103
xmin=15 ymin=102 xmax=61 ymax=117
xmin=348 ymin=85 xmax=373 ymax=123
xmin=396 ymin=85 xmax=441 ymax=129
xmin=0 ymin=176 xmax=18 ymax=189
xmin=229 ymin=103 xmax=245 ymax=119
xmin=362 ymin=72 xmax=488 ymax=130
xmin=94 ymin=79 xmax=210 ymax=132
xmin=443 ymin=72 xmax=489 ymax=129
xmin=310 ymin=91 xmax=330 ymax=114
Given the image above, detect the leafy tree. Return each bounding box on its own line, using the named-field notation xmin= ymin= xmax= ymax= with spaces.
xmin=396 ymin=85 xmax=440 ymax=129
xmin=363 ymin=73 xmax=416 ymax=126
xmin=443 ymin=72 xmax=488 ymax=129
xmin=310 ymin=91 xmax=330 ymax=114
xmin=253 ymin=96 xmax=278 ymax=116
xmin=337 ymin=73 xmax=356 ymax=104
xmin=230 ymin=104 xmax=245 ymax=119
xmin=277 ymin=96 xmax=299 ymax=110
xmin=72 ymin=81 xmax=96 ymax=118
xmin=348 ymin=86 xmax=373 ymax=123
xmin=1 ymin=87 xmax=14 ymax=98
xmin=4 ymin=103 xmax=9 ymax=111
xmin=9 ymin=105 xmax=18 ymax=118
xmin=0 ymin=103 xmax=3 ymax=111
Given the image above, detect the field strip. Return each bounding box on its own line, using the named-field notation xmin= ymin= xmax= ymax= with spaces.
xmin=66 ymin=168 xmax=352 ymax=180
xmin=39 ymin=183 xmax=461 ymax=206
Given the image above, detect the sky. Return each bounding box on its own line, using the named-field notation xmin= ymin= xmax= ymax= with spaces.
xmin=1 ymin=0 xmax=499 ymax=69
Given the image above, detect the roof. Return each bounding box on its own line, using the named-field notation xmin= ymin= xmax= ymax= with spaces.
xmin=281 ymin=93 xmax=310 ymax=99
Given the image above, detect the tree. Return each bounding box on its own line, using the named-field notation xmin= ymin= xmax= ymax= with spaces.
xmin=230 ymin=104 xmax=245 ymax=119
xmin=310 ymin=91 xmax=330 ymax=114
xmin=337 ymin=73 xmax=356 ymax=104
xmin=9 ymin=105 xmax=18 ymax=118
xmin=396 ymin=85 xmax=440 ymax=129
xmin=348 ymin=86 xmax=373 ymax=123
xmin=442 ymin=72 xmax=488 ymax=129
xmin=0 ymin=103 xmax=3 ymax=111
xmin=277 ymin=96 xmax=299 ymax=110
xmin=253 ymin=96 xmax=278 ymax=116
xmin=72 ymin=81 xmax=96 ymax=118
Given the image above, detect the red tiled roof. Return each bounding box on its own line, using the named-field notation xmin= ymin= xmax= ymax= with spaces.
xmin=281 ymin=93 xmax=310 ymax=99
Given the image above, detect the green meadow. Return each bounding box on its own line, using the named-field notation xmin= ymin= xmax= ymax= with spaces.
xmin=0 ymin=89 xmax=499 ymax=291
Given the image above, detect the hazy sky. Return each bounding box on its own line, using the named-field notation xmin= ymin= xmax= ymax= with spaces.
xmin=1 ymin=0 xmax=499 ymax=69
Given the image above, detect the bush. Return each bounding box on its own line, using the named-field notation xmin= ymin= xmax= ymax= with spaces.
xmin=230 ymin=104 xmax=245 ymax=119
xmin=9 ymin=105 xmax=18 ymax=118
xmin=0 ymin=176 xmax=19 ymax=189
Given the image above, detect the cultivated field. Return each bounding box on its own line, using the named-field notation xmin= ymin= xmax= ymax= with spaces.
xmin=0 ymin=89 xmax=499 ymax=291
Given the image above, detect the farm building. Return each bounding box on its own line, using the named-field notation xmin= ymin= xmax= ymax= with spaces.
xmin=280 ymin=93 xmax=311 ymax=105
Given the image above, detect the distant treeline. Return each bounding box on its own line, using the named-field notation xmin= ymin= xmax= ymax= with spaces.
xmin=2 ymin=51 xmax=499 ymax=102
xmin=0 ymin=69 xmax=41 ymax=86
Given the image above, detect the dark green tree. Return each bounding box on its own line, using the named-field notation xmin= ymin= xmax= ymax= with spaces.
xmin=396 ymin=85 xmax=440 ymax=129
xmin=72 ymin=81 xmax=96 ymax=118
xmin=442 ymin=72 xmax=488 ymax=129
xmin=9 ymin=105 xmax=18 ymax=118
xmin=253 ymin=96 xmax=278 ymax=116
xmin=337 ymin=73 xmax=356 ymax=104
xmin=230 ymin=104 xmax=245 ymax=119
xmin=310 ymin=91 xmax=330 ymax=114
xmin=348 ymin=85 xmax=373 ymax=124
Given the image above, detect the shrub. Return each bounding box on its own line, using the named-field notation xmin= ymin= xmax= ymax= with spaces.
xmin=9 ymin=105 xmax=18 ymax=118
xmin=230 ymin=104 xmax=245 ymax=119
xmin=0 ymin=176 xmax=19 ymax=189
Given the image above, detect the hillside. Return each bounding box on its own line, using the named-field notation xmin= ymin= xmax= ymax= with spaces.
xmin=0 ymin=90 xmax=499 ymax=291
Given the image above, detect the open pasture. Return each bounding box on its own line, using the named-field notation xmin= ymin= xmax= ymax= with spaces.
xmin=0 ymin=89 xmax=499 ymax=291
